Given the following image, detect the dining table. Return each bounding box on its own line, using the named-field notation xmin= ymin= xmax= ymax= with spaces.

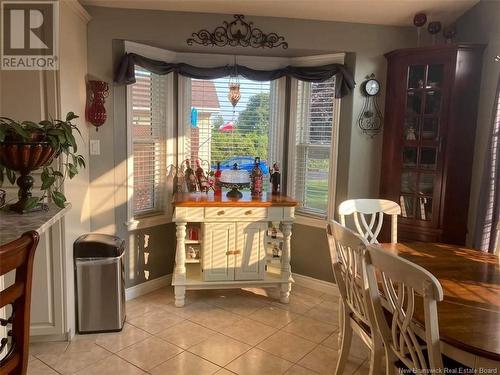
xmin=381 ymin=242 xmax=500 ymax=371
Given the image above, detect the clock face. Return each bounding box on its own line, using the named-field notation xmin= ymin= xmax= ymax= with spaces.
xmin=364 ymin=79 xmax=380 ymax=96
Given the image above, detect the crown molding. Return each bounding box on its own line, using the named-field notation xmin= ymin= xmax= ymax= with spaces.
xmin=62 ymin=0 xmax=92 ymax=24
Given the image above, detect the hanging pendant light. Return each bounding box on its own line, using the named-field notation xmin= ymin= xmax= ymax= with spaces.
xmin=228 ymin=80 xmax=241 ymax=108
xmin=228 ymin=56 xmax=241 ymax=110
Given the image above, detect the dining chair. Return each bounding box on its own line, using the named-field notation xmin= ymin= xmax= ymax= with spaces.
xmin=327 ymin=220 xmax=384 ymax=375
xmin=338 ymin=199 xmax=401 ymax=244
xmin=364 ymin=243 xmax=469 ymax=373
xmin=0 ymin=231 xmax=39 ymax=375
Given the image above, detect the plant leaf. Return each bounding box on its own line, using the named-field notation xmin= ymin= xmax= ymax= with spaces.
xmin=41 ymin=176 xmax=56 ymax=190
xmin=51 ymin=191 xmax=66 ymax=208
xmin=8 ymin=122 xmax=30 ymax=139
xmin=66 ymin=112 xmax=79 ymax=121
xmin=24 ymin=197 xmax=41 ymax=210
xmin=68 ymin=163 xmax=78 ymax=179
xmin=6 ymin=169 xmax=16 ymax=184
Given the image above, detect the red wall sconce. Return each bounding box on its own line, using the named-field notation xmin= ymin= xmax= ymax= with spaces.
xmin=85 ymin=80 xmax=109 ymax=131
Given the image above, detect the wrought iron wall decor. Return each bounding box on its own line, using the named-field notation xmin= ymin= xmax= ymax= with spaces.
xmin=187 ymin=14 xmax=288 ymax=49
xmin=358 ymin=74 xmax=383 ymax=137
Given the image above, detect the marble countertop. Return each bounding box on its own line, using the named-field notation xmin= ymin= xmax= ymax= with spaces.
xmin=0 ymin=203 xmax=71 ymax=245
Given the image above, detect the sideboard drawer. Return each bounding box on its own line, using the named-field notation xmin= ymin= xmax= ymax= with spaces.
xmin=205 ymin=207 xmax=267 ymax=219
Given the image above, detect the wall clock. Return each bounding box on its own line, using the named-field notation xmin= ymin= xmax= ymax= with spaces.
xmin=358 ymin=74 xmax=383 ymax=137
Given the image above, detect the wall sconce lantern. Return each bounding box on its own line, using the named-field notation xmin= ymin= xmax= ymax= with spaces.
xmin=85 ymin=80 xmax=109 ymax=131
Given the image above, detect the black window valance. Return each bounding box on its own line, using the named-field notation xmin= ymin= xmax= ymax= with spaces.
xmin=115 ymin=52 xmax=355 ymax=98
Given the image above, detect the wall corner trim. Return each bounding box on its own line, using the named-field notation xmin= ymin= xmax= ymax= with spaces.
xmin=125 ymin=274 xmax=172 ymax=301
xmin=292 ymin=273 xmax=338 ymax=295
xmin=63 ymin=0 xmax=92 ymax=23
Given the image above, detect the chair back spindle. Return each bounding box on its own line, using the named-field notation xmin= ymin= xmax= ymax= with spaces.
xmin=338 ymin=199 xmax=401 ymax=244
xmin=364 ymin=244 xmax=444 ymax=372
xmin=0 ymin=231 xmax=39 ymax=375
xmin=327 ymin=221 xmax=371 ymax=325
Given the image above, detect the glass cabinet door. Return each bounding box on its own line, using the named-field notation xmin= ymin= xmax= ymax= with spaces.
xmin=400 ymin=64 xmax=443 ymax=223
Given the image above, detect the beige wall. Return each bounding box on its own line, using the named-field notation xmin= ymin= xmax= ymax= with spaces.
xmin=85 ymin=6 xmax=416 ymax=285
xmin=457 ymin=1 xmax=500 ymax=247
xmin=0 ymin=1 xmax=90 ymax=337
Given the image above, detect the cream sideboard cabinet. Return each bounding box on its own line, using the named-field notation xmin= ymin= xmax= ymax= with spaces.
xmin=172 ymin=192 xmax=298 ymax=307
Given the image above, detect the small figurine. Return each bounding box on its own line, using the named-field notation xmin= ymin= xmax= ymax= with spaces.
xmin=406 ymin=126 xmax=417 ymax=141
xmin=270 ymin=162 xmax=281 ymax=195
xmin=195 ymin=160 xmax=210 ymax=193
xmin=184 ymin=160 xmax=198 ymax=192
xmin=272 ymin=244 xmax=280 ymax=258
xmin=186 ymin=246 xmax=197 ymax=260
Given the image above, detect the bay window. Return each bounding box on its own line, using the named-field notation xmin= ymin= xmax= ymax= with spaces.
xmin=125 ymin=41 xmax=342 ymax=227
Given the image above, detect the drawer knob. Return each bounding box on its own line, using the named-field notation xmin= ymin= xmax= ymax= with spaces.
xmin=226 ymin=250 xmax=234 ymax=255
xmin=245 ymin=210 xmax=253 ymax=215
xmin=217 ymin=210 xmax=225 ymax=216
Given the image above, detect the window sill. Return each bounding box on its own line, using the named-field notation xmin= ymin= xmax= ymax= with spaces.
xmin=294 ymin=214 xmax=327 ymax=229
xmin=126 ymin=214 xmax=171 ymax=231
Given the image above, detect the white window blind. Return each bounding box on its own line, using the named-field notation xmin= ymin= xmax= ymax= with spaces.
xmin=292 ymin=78 xmax=336 ymax=217
xmin=130 ymin=67 xmax=167 ymax=216
xmin=181 ymin=77 xmax=278 ymax=180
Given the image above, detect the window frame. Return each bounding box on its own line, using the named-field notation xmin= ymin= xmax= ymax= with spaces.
xmin=177 ymin=74 xmax=286 ymax=177
xmin=287 ymin=53 xmax=344 ymax=228
xmin=125 ymin=42 xmax=175 ymax=231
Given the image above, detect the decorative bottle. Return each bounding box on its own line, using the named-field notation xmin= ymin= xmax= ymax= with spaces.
xmin=214 ymin=162 xmax=222 ymax=196
xmin=250 ymin=157 xmax=264 ymax=197
xmin=195 ymin=160 xmax=209 ymax=193
xmin=185 ymin=160 xmax=198 ymax=192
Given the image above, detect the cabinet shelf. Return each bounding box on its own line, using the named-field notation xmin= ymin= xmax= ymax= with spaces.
xmin=185 ymin=259 xmax=200 ymax=264
xmin=185 ymin=240 xmax=202 ymax=245
xmin=174 ymin=265 xmax=288 ymax=288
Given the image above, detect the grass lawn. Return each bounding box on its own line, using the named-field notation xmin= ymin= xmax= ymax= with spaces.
xmin=304 ymin=179 xmax=328 ymax=211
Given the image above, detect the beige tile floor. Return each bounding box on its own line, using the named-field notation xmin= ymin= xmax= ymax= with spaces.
xmin=28 ymin=285 xmax=371 ymax=375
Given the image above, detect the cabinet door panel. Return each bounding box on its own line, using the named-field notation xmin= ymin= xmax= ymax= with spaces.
xmin=202 ymin=223 xmax=235 ymax=281
xmin=235 ymin=222 xmax=266 ymax=281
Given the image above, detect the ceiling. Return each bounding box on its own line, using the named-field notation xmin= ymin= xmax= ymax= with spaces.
xmin=79 ymin=0 xmax=479 ymax=27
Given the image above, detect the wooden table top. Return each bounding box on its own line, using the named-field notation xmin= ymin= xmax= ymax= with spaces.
xmin=172 ymin=192 xmax=298 ymax=207
xmin=381 ymin=242 xmax=500 ymax=361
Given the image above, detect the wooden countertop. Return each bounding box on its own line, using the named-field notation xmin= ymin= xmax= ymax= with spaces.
xmin=0 ymin=203 xmax=71 ymax=245
xmin=382 ymin=242 xmax=500 ymax=362
xmin=172 ymin=192 xmax=298 ymax=207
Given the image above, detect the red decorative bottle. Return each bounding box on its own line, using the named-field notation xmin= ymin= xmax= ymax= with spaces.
xmin=214 ymin=162 xmax=222 ymax=196
xmin=251 ymin=157 xmax=264 ymax=197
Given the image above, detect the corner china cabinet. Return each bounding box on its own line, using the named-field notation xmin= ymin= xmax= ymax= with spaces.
xmin=380 ymin=44 xmax=484 ymax=244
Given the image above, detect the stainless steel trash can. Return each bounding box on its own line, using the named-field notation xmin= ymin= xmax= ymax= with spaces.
xmin=74 ymin=233 xmax=125 ymax=334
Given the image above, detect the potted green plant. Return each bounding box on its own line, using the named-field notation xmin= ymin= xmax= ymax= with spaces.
xmin=0 ymin=112 xmax=86 ymax=213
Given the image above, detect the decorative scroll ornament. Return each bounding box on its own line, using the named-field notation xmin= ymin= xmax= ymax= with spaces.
xmin=187 ymin=14 xmax=288 ymax=49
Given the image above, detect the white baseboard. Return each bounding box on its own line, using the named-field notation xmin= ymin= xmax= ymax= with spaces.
xmin=125 ymin=274 xmax=172 ymax=301
xmin=292 ymin=273 xmax=338 ymax=295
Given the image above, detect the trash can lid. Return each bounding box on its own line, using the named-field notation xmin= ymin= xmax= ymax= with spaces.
xmin=74 ymin=233 xmax=125 ymax=258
